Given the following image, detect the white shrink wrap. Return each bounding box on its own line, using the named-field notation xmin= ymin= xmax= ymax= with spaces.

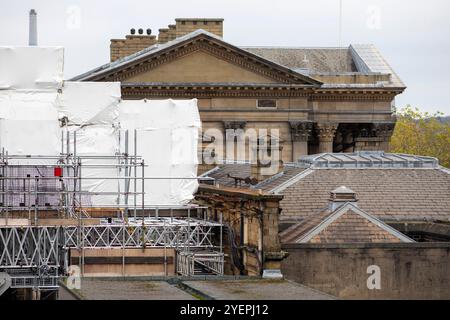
xmin=65 ymin=125 xmax=120 ymax=207
xmin=0 ymin=47 xmax=64 ymax=90
xmin=0 ymin=91 xmax=60 ymax=165
xmin=57 ymin=81 xmax=121 ymax=126
xmin=119 ymin=99 xmax=201 ymax=206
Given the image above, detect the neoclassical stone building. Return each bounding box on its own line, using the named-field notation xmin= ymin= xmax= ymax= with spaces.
xmin=73 ymin=18 xmax=405 ymax=162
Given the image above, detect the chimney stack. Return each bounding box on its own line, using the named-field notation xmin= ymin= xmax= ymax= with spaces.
xmin=29 ymin=9 xmax=37 ymax=46
xmin=251 ymin=135 xmax=284 ymax=182
xmin=110 ymin=18 xmax=224 ymax=61
xmin=329 ymin=186 xmax=358 ymax=211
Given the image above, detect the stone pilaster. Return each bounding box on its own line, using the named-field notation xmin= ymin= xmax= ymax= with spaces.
xmin=251 ymin=136 xmax=283 ymax=182
xmin=316 ymin=122 xmax=338 ymax=153
xmin=223 ymin=121 xmax=247 ymax=161
xmin=289 ymin=121 xmax=312 ymax=161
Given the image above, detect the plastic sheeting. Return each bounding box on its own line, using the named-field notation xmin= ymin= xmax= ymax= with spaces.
xmin=57 ymin=81 xmax=121 ymax=126
xmin=0 ymin=46 xmax=201 ymax=207
xmin=0 ymin=47 xmax=64 ymax=90
xmin=65 ymin=125 xmax=120 ymax=206
xmin=0 ymin=91 xmax=60 ymax=165
xmin=119 ymin=99 xmax=201 ymax=205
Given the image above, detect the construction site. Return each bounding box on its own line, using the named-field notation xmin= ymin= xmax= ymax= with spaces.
xmin=3 ymin=8 xmax=450 ymax=302
xmin=0 ymin=42 xmax=226 ymax=299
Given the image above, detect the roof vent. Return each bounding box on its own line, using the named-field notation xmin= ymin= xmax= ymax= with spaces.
xmin=329 ymin=186 xmax=358 ymax=211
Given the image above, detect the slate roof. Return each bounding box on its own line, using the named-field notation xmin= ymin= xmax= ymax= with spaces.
xmin=280 ymin=202 xmax=414 ymax=244
xmin=73 ymin=30 xmax=404 ymax=89
xmin=243 ymin=44 xmax=405 ymax=88
xmin=201 ymin=152 xmax=450 ymax=222
xmin=279 ymin=168 xmax=450 ymax=222
xmin=71 ymin=29 xmax=321 ymax=86
xmin=201 ymin=162 xmax=307 ymax=191
xmin=242 ymin=47 xmax=356 ymax=73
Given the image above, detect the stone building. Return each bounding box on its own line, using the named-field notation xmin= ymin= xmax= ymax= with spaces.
xmin=73 ymin=18 xmax=405 ymax=162
xmin=203 ymin=152 xmax=450 ymax=234
xmin=200 ymin=152 xmax=450 ymax=298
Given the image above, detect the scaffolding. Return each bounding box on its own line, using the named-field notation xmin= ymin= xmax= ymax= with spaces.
xmin=0 ymin=130 xmax=224 ymax=293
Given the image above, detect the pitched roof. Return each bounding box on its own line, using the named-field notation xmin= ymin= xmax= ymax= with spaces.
xmin=279 ymin=167 xmax=450 ymax=222
xmin=201 ymin=162 xmax=307 ymax=191
xmin=280 ymin=202 xmax=414 ymax=244
xmin=243 ymin=44 xmax=405 ymax=88
xmin=73 ymin=30 xmax=404 ymax=89
xmin=71 ymin=29 xmax=321 ymax=86
xmin=201 ymin=152 xmax=450 ymax=222
xmin=242 ymin=47 xmax=356 ymax=73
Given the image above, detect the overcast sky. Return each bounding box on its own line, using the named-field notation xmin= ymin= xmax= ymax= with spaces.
xmin=1 ymin=0 xmax=449 ymax=115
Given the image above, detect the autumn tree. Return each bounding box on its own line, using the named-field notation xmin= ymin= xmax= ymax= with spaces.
xmin=390 ymin=106 xmax=450 ymax=168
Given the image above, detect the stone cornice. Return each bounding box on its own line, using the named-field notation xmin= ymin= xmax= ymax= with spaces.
xmin=121 ymin=83 xmax=400 ymax=101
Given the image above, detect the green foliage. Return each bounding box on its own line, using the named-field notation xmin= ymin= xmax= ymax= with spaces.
xmin=390 ymin=106 xmax=450 ymax=168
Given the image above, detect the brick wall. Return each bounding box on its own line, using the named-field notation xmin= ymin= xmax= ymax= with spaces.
xmin=281 ymin=243 xmax=450 ymax=299
xmin=110 ymin=35 xmax=157 ymax=62
xmin=175 ymin=18 xmax=223 ymax=38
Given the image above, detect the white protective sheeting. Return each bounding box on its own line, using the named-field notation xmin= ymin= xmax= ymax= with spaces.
xmin=65 ymin=125 xmax=120 ymax=206
xmin=0 ymin=47 xmax=64 ymax=90
xmin=56 ymin=81 xmax=122 ymax=206
xmin=119 ymin=99 xmax=201 ymax=206
xmin=57 ymin=81 xmax=121 ymax=125
xmin=0 ymin=46 xmax=201 ymax=207
xmin=0 ymin=91 xmax=60 ymax=165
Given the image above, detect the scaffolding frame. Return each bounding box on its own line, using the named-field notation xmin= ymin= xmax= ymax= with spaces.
xmin=0 ymin=129 xmax=224 ymax=293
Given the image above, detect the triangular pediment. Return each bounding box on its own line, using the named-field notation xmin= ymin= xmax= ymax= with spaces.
xmin=297 ymin=203 xmax=414 ymax=243
xmin=74 ymin=31 xmax=322 ymax=86
xmin=124 ymin=50 xmax=285 ymax=84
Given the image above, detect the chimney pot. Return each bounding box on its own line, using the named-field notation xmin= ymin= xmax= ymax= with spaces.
xmin=146 ymin=28 xmax=152 ymax=35
xmin=138 ymin=28 xmax=143 ymax=35
xmin=130 ymin=28 xmax=136 ymax=35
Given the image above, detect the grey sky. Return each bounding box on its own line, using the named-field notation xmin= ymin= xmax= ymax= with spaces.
xmin=1 ymin=0 xmax=449 ymax=114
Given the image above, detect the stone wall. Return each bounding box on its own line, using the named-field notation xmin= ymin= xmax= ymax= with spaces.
xmin=195 ymin=185 xmax=284 ymax=276
xmin=281 ymin=243 xmax=450 ymax=299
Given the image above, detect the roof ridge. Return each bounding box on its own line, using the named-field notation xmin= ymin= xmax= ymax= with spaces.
xmin=241 ymin=46 xmax=350 ymax=50
xmin=271 ymin=168 xmax=314 ymax=194
xmin=296 ymin=202 xmax=414 ymax=243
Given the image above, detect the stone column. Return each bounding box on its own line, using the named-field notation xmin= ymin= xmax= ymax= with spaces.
xmin=289 ymin=121 xmax=312 ymax=161
xmin=316 ymin=122 xmax=338 ymax=154
xmin=373 ymin=122 xmax=396 ymax=152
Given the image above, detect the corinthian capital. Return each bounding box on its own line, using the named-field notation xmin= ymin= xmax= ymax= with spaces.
xmin=223 ymin=121 xmax=247 ymax=130
xmin=373 ymin=122 xmax=396 ymax=139
xmin=316 ymin=122 xmax=338 ymax=142
xmin=289 ymin=121 xmax=313 ymax=142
